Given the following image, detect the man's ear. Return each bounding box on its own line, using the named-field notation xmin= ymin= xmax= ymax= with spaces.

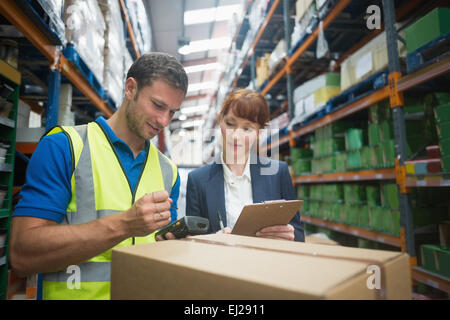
xmin=124 ymin=77 xmax=137 ymax=100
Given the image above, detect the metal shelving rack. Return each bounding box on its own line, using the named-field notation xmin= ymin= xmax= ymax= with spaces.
xmin=0 ymin=59 xmax=20 ymax=300
xmin=221 ymin=0 xmax=450 ymax=294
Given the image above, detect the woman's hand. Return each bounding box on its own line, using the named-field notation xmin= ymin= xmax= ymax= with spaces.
xmin=256 ymin=224 xmax=295 ymax=241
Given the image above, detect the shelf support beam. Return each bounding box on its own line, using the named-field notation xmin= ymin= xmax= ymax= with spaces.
xmin=382 ymin=0 xmax=415 ymax=259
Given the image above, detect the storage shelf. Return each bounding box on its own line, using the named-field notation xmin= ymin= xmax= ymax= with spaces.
xmin=0 ymin=59 xmax=21 ymax=85
xmin=412 ymin=266 xmax=450 ymax=294
xmin=231 ymin=0 xmax=281 ymax=89
xmin=230 ymin=0 xmax=253 ymax=49
xmin=261 ymin=86 xmax=390 ymax=153
xmin=0 ymin=116 xmax=15 ymax=129
xmin=0 ymin=0 xmax=113 ymax=117
xmin=405 ymin=174 xmax=450 ymax=187
xmin=0 ymin=163 xmax=12 ymax=173
xmin=118 ymin=0 xmax=140 ymax=59
xmin=261 ymin=0 xmax=352 ymax=95
xmin=398 ymin=55 xmax=450 ymax=92
xmin=0 ymin=209 xmax=9 ymax=219
xmin=294 ymin=168 xmax=396 ymax=184
xmin=301 ymin=215 xmax=402 ymax=247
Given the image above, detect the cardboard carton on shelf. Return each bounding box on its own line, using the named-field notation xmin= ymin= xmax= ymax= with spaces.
xmin=111 ymin=233 xmax=412 ymax=300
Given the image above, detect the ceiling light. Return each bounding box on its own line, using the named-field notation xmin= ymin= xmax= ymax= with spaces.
xmin=179 ymin=37 xmax=231 ymax=55
xmin=184 ymin=4 xmax=242 ymax=25
xmin=181 ymin=104 xmax=209 ymax=114
xmin=187 ymin=81 xmax=217 ymax=93
xmin=178 ymin=114 xmax=187 ymax=121
xmin=184 ymin=62 xmax=224 ymax=74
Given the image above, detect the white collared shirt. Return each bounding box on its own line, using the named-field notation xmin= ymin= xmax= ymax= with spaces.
xmin=221 ymin=153 xmax=253 ymax=230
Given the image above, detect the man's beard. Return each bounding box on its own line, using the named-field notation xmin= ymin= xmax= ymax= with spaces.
xmin=125 ymin=100 xmax=147 ymax=140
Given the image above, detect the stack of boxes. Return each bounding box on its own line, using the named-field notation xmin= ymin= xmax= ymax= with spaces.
xmin=291 ymin=147 xmax=313 ymax=176
xmin=310 ymin=121 xmax=348 ymax=174
xmin=420 ymin=221 xmax=450 ymax=279
xmin=64 ymin=0 xmax=106 ymax=85
xmin=256 ymin=53 xmax=271 ymax=87
xmin=340 ymin=27 xmax=406 ymax=92
xmin=125 ymin=0 xmax=152 ymax=54
xmin=298 ymin=182 xmax=401 ymax=236
xmin=405 ymin=8 xmax=450 ymax=55
xmin=291 ymin=73 xmax=341 ymax=127
xmin=433 ymin=93 xmax=450 ymax=172
xmin=98 ymin=0 xmax=127 ymax=106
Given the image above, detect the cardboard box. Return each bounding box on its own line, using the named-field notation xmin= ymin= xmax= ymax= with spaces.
xmin=439 ymin=221 xmax=450 ymax=248
xmin=405 ymin=8 xmax=450 ymax=53
xmin=111 ymin=234 xmax=412 ymax=299
xmin=305 ymin=234 xmax=339 ymax=246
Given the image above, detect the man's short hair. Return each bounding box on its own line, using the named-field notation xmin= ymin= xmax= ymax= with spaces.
xmin=126 ymin=52 xmax=188 ymax=96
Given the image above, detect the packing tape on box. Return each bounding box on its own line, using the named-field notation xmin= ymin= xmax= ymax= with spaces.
xmin=182 ymin=237 xmax=399 ymax=299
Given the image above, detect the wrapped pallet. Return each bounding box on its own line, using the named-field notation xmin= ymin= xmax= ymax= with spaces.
xmin=126 ymin=0 xmax=152 ymax=53
xmin=290 ymin=73 xmax=340 ymax=127
xmin=64 ymin=0 xmax=105 ymax=84
xmin=340 ymin=30 xmax=406 ymax=92
xmin=98 ymin=0 xmax=127 ymax=106
xmin=268 ymin=39 xmax=286 ymax=75
xmin=256 ymin=53 xmax=271 ymax=87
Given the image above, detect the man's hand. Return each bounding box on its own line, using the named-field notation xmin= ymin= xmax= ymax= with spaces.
xmin=256 ymin=224 xmax=295 ymax=241
xmin=216 ymin=227 xmax=232 ymax=235
xmin=155 ymin=232 xmax=176 ymax=241
xmin=123 ymin=190 xmax=172 ymax=237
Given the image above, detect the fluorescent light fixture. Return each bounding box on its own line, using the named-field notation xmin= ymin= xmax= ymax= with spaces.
xmin=179 ymin=37 xmax=231 ymax=55
xmin=181 ymin=119 xmax=204 ymax=128
xmin=187 ymin=81 xmax=217 ymax=93
xmin=181 ymin=104 xmax=209 ymax=115
xmin=184 ymin=4 xmax=242 ymax=25
xmin=184 ymin=62 xmax=224 ymax=74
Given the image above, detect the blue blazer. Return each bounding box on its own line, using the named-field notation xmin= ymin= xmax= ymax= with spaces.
xmin=186 ymin=156 xmax=305 ymax=242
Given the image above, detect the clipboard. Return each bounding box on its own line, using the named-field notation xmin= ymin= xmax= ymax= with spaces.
xmin=231 ymin=200 xmax=303 ymax=237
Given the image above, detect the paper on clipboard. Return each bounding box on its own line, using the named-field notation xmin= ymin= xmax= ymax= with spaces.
xmin=231 ymin=200 xmax=303 ymax=237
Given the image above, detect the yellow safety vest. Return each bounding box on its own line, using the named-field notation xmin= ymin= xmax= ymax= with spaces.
xmin=40 ymin=122 xmax=177 ymax=300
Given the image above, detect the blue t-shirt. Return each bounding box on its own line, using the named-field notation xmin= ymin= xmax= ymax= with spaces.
xmin=14 ymin=116 xmax=180 ymax=223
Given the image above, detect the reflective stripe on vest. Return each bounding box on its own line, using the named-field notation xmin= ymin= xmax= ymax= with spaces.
xmin=41 ymin=122 xmax=177 ymax=300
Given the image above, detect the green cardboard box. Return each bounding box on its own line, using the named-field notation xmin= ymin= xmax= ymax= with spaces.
xmin=369 ymin=207 xmax=384 ymax=232
xmin=347 ymin=205 xmax=360 ymax=226
xmin=439 ymin=138 xmax=450 ymax=158
xmin=347 ymin=150 xmax=361 ymax=170
xmin=392 ymin=210 xmax=401 ymax=236
xmin=434 ymin=103 xmax=450 ymax=123
xmin=437 ymin=121 xmax=450 ymax=139
xmin=359 ymin=206 xmax=370 ymax=229
xmin=297 ymin=185 xmax=310 ymax=199
xmin=368 ymin=124 xmax=381 ymax=146
xmin=405 ymin=8 xmax=450 ymax=53
xmin=291 ymin=147 xmax=313 ymax=161
xmin=345 ymin=128 xmax=364 ymax=151
xmin=382 ymin=184 xmax=399 ymax=210
xmin=421 ymin=245 xmax=450 ymax=278
xmin=382 ymin=140 xmax=395 ymax=168
xmin=379 ymin=121 xmax=394 ymax=142
xmin=366 ymin=185 xmax=381 ymax=207
xmin=442 ymin=155 xmax=450 ymax=173
xmin=336 ymin=152 xmax=347 ymax=172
